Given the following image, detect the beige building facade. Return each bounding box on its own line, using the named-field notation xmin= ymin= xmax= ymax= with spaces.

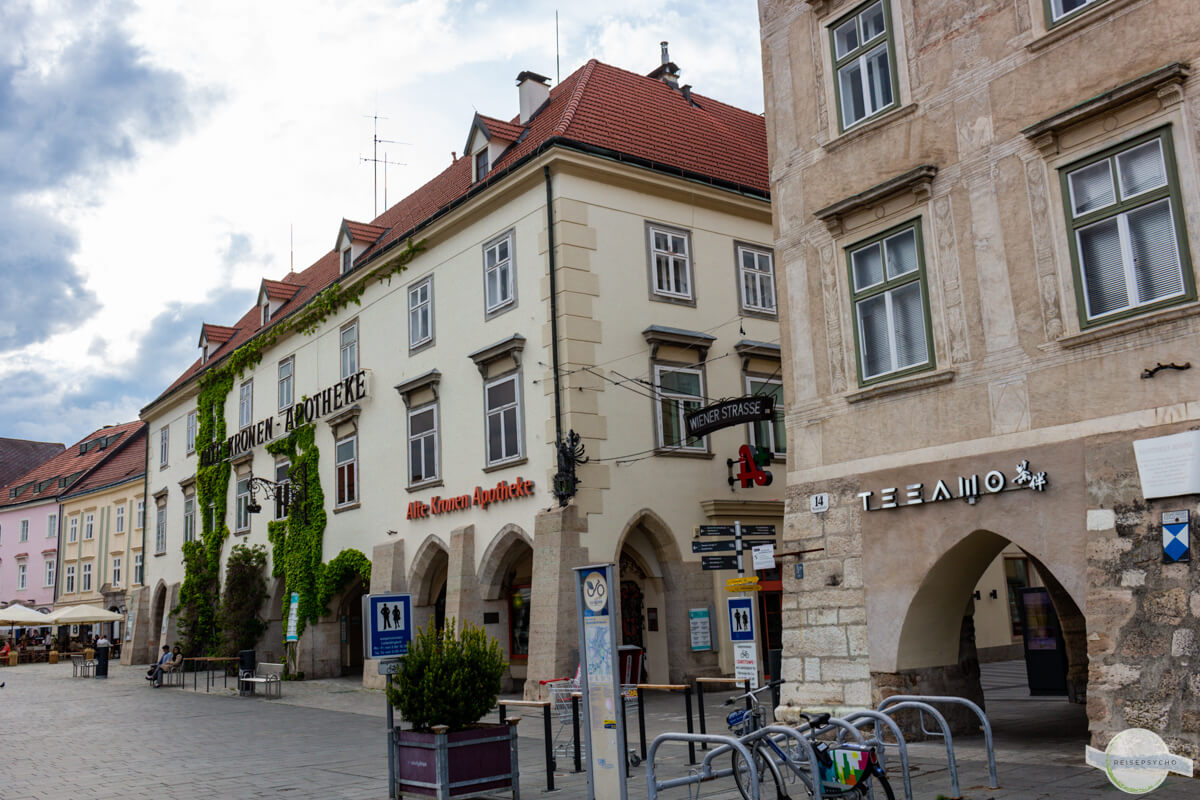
xmin=761 ymin=0 xmax=1200 ymax=756
xmin=133 ymin=58 xmax=788 ymax=692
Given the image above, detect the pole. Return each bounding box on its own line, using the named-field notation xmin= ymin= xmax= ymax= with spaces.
xmin=637 ymin=689 xmax=647 ymax=761
xmin=684 ymin=687 xmax=696 ymax=765
xmin=386 ymin=674 xmax=396 ymax=800
xmin=543 ymin=703 xmax=556 ymax=791
xmin=697 ymin=681 xmax=707 ymax=749
xmin=572 ymin=694 xmax=582 ymax=772
xmin=735 ymin=521 xmax=743 ymax=577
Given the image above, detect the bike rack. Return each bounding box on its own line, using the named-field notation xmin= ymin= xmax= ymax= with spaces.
xmin=646 ymin=732 xmax=765 ymax=800
xmin=874 ymin=701 xmax=961 ymax=798
xmin=877 ymin=694 xmax=998 ymax=790
xmin=703 ymin=725 xmax=828 ymax=800
xmin=838 ymin=711 xmax=915 ymax=800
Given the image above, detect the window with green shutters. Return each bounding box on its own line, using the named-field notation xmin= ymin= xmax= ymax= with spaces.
xmin=830 ymin=0 xmax=899 ymax=131
xmin=1044 ymin=0 xmax=1107 ymax=26
xmin=1061 ymin=128 xmax=1193 ymax=327
xmin=654 ymin=364 xmax=706 ymax=451
xmin=847 ymin=220 xmax=934 ymax=385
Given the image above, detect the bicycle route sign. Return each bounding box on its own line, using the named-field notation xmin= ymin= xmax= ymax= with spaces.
xmin=362 ymin=593 xmax=412 ymax=660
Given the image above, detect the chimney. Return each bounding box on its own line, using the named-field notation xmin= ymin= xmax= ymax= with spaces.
xmin=648 ymin=41 xmax=680 ymax=89
xmin=516 ymin=71 xmax=551 ymax=125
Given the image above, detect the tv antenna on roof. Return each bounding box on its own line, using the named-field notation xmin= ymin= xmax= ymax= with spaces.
xmin=361 ymin=114 xmax=408 ymax=217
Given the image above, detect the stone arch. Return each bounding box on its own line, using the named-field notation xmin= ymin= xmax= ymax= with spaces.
xmin=615 ymin=508 xmax=684 ymax=566
xmin=150 ymin=579 xmax=168 ymax=648
xmin=408 ymin=534 xmax=450 ymax=606
xmin=614 ymin=509 xmax=689 ymax=684
xmin=477 ymin=524 xmax=534 ymax=601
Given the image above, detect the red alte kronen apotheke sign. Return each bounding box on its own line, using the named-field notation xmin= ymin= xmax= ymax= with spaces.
xmin=406 ymin=477 xmax=536 ymax=520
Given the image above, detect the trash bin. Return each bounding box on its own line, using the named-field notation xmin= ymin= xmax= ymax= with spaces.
xmin=767 ymin=649 xmax=782 ymax=709
xmin=238 ymin=649 xmax=256 ymax=695
xmin=94 ymin=645 xmax=109 ymax=678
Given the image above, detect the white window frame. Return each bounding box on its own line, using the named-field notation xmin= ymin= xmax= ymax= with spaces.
xmin=136 ymin=500 xmax=145 ymax=530
xmin=47 ymin=513 xmax=56 ymax=538
xmin=648 ymin=224 xmax=694 ymax=301
xmin=235 ymin=477 xmax=251 ymax=532
xmin=274 ymin=459 xmax=291 ymax=520
xmin=84 ymin=513 xmax=94 ymax=540
xmin=19 ymin=519 xmax=28 ymax=543
xmin=745 ymin=375 xmax=786 ymax=457
xmin=81 ymin=561 xmax=92 ymax=592
xmin=483 ymin=231 xmax=516 ymax=315
xmin=653 ymin=364 xmax=708 ymax=452
xmin=737 ymin=244 xmax=777 ymax=315
xmin=183 ymin=495 xmax=196 ymax=542
xmin=65 ymin=564 xmax=76 ymax=594
xmin=409 ymin=277 xmax=434 ymax=349
xmin=335 ymin=434 xmax=359 ymax=507
xmin=278 ymin=356 xmax=294 ymax=411
xmin=484 ymin=373 xmax=524 ymax=466
xmin=44 ymin=558 xmax=55 ymax=588
xmin=159 ymin=425 xmax=169 ymax=467
xmin=1049 ymin=0 xmax=1102 ymax=24
xmin=133 ymin=553 xmax=144 ymax=586
xmin=340 ymin=320 xmax=359 ymax=380
xmin=186 ymin=410 xmax=197 ymax=454
xmin=17 ymin=562 xmax=26 ymax=590
xmin=115 ymin=505 xmax=125 ymax=534
xmin=239 ymin=379 xmax=253 ymax=430
xmin=407 ymin=403 xmax=440 ymax=487
xmin=155 ymin=506 xmax=167 ymax=554
xmin=474 ymin=147 xmax=489 ymax=180
xmin=261 ymin=298 xmax=271 ymax=327
xmin=111 ymin=556 xmax=122 ymax=587
xmin=341 ymin=246 xmax=353 ymax=275
xmin=68 ymin=516 xmax=78 ymax=543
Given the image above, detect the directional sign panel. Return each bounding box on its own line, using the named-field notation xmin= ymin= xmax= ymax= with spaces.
xmin=363 ymin=593 xmax=413 ymax=660
xmin=701 ymin=555 xmax=739 ymax=571
xmin=696 ymin=524 xmax=777 ymax=537
xmin=728 ymin=597 xmax=755 ymax=642
xmin=693 ymin=539 xmax=777 ymax=553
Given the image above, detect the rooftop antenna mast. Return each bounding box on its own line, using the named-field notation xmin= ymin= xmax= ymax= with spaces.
xmin=360 ymin=114 xmax=408 ymax=217
xmin=555 ymin=10 xmax=560 ymax=84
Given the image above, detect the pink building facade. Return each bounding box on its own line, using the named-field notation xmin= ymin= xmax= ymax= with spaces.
xmin=0 ymin=500 xmax=60 ymax=611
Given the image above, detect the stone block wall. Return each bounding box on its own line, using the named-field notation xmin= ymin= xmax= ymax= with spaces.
xmin=1085 ymin=431 xmax=1200 ymax=764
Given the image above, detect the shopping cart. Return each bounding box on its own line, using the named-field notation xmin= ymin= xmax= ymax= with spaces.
xmin=539 ymin=666 xmax=642 ymax=768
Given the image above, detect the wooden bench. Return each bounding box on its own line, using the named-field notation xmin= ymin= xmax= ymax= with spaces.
xmin=238 ymin=662 xmax=283 ymax=699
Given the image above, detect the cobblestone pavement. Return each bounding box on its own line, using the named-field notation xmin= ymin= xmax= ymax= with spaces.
xmin=2 ymin=659 xmax=1196 ymax=799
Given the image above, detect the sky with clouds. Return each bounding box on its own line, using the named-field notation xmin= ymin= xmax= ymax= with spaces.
xmin=0 ymin=0 xmax=765 ymax=448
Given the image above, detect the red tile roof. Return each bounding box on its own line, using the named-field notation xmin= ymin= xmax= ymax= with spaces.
xmin=61 ymin=426 xmax=147 ymax=498
xmin=0 ymin=439 xmax=64 ymax=489
xmin=260 ymin=278 xmax=302 ymax=302
xmin=342 ymin=220 xmax=388 ymax=243
xmin=147 ymin=59 xmax=767 ymax=411
xmin=0 ymin=421 xmax=145 ymax=508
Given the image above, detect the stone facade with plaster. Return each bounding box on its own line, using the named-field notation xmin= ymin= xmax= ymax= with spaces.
xmin=760 ymin=0 xmax=1200 ymax=758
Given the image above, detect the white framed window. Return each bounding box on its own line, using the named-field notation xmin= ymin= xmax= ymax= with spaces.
xmin=340 ymin=320 xmax=359 ymax=380
xmin=409 ymin=278 xmax=434 ymax=348
xmin=84 ymin=513 xmax=94 ymax=540
xmin=111 ymin=556 xmax=122 ymax=587
xmin=274 ymin=459 xmax=291 ymax=520
xmin=341 ymin=246 xmax=353 ymax=275
xmin=155 ymin=506 xmax=167 ymax=553
xmin=19 ymin=519 xmax=28 ymax=542
xmin=1063 ymin=130 xmax=1193 ymax=326
xmin=186 ymin=410 xmax=197 ymax=453
xmin=261 ymin=298 xmax=271 ymax=327
xmin=408 ymin=404 xmax=439 ymax=486
xmin=239 ymin=379 xmax=253 ymax=429
xmin=136 ymin=500 xmax=145 ymax=530
xmin=133 ymin=553 xmax=144 ymax=586
xmin=183 ymin=495 xmax=196 ymax=542
xmin=235 ymin=477 xmax=251 ymax=532
xmin=474 ymin=148 xmax=489 ymax=180
xmin=737 ymin=245 xmax=777 ymax=314
xmin=17 ymin=562 xmax=26 ymax=590
xmin=848 ymin=221 xmax=933 ymax=383
xmin=654 ymin=364 xmax=707 ymax=451
xmin=68 ymin=516 xmax=79 ymax=543
xmin=65 ymin=564 xmax=76 ymax=594
xmin=483 ymin=232 xmax=515 ymax=314
xmin=115 ymin=505 xmax=125 ymax=534
xmin=159 ymin=425 xmax=169 ymax=467
xmin=830 ymin=0 xmax=898 ymax=131
xmin=746 ymin=376 xmax=786 ymax=457
xmin=278 ymin=357 xmax=294 ymax=411
xmin=1048 ymin=0 xmax=1102 ymax=24
xmin=47 ymin=514 xmax=56 ymax=538
xmin=335 ymin=434 xmax=358 ymax=507
xmin=44 ymin=558 xmax=55 ymax=588
xmin=484 ymin=374 xmax=523 ymax=465
xmin=648 ymin=225 xmax=693 ymax=300
xmin=81 ymin=562 xmax=92 ymax=592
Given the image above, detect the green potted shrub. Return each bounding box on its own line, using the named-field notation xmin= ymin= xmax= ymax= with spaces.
xmin=385 ymin=618 xmax=512 ymax=799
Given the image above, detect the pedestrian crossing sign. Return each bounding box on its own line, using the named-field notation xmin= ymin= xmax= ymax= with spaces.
xmin=1162 ymin=510 xmax=1190 ymax=563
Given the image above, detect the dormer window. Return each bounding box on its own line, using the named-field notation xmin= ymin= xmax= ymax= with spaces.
xmin=261 ymin=298 xmax=271 ymax=327
xmin=200 ymin=338 xmax=209 ymax=364
xmin=474 ymin=148 xmax=489 ymax=180
xmin=342 ymin=247 xmax=353 ymax=275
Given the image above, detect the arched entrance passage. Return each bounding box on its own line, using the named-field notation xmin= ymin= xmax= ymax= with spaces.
xmin=336 ymin=577 xmax=367 ymax=676
xmin=262 ymin=577 xmax=289 ymax=663
xmin=150 ymin=581 xmax=167 ymax=650
xmin=887 ymin=529 xmax=1087 ymax=736
xmin=616 ymin=510 xmax=685 ymax=685
xmin=477 ymin=525 xmax=533 ymax=690
xmin=409 ymin=535 xmax=449 ymax=634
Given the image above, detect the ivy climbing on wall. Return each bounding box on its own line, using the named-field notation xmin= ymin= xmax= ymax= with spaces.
xmin=170 ymin=239 xmax=421 ymax=657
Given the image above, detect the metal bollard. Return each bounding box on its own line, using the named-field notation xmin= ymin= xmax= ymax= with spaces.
xmin=543 ymin=703 xmax=555 ymax=792
xmin=572 ymin=694 xmax=582 ymax=773
xmin=499 ymin=703 xmax=506 ymax=726
xmin=744 ymin=679 xmax=752 ymax=710
xmin=684 ymin=686 xmax=696 ymax=765
xmin=638 ymin=689 xmax=648 ymax=761
xmin=619 ymin=692 xmax=629 ymax=779
xmin=696 ymin=681 xmax=708 ymax=749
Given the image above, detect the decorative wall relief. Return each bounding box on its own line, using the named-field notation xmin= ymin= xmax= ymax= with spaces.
xmin=809 ymin=18 xmax=828 ymax=135
xmin=1022 ymin=156 xmax=1065 ymax=341
xmin=932 ymin=195 xmax=971 ymax=364
xmin=1015 ymin=0 xmax=1032 ymax=33
xmin=988 ymin=375 xmax=1031 ymax=435
xmin=819 ymin=242 xmax=848 ymax=393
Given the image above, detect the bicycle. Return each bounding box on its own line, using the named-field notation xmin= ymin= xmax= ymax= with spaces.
xmin=723 ymin=680 xmax=895 ymax=800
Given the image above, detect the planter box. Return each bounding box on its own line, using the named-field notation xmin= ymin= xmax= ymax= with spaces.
xmin=395 ymin=723 xmax=518 ymax=799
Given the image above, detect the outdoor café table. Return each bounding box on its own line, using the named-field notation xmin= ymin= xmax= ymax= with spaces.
xmin=202 ymin=657 xmax=239 ymax=692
